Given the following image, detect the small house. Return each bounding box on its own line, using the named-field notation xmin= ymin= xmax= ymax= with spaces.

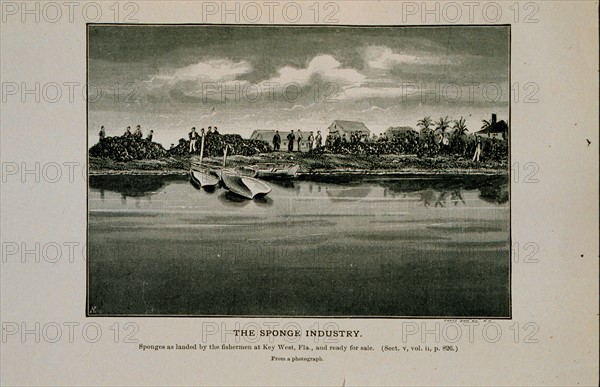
xmin=327 ymin=120 xmax=371 ymax=141
xmin=474 ymin=114 xmax=508 ymax=140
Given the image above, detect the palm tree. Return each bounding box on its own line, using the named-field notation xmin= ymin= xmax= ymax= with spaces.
xmin=435 ymin=116 xmax=450 ymax=133
xmin=452 ymin=117 xmax=469 ymax=156
xmin=417 ymin=116 xmax=433 ymax=132
xmin=454 ymin=117 xmax=468 ymax=136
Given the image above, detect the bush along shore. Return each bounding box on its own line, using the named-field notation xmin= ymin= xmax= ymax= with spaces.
xmin=89 ymin=133 xmax=270 ymax=161
xmin=89 ymin=133 xmax=508 ymax=176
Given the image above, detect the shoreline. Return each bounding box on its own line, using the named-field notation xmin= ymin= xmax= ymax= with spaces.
xmin=89 ymin=168 xmax=508 ymax=177
xmin=88 ymin=154 xmax=509 ymax=177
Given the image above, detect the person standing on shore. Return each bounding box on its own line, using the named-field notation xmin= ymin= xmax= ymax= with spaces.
xmin=472 ymin=135 xmax=482 ymax=162
xmin=123 ymin=126 xmax=132 ymax=137
xmin=213 ymin=126 xmax=219 ymax=135
xmin=442 ymin=133 xmax=450 ymax=155
xmin=99 ymin=126 xmax=106 ymax=141
xmin=296 ymin=130 xmax=303 ymax=152
xmin=273 ymin=130 xmax=281 ymax=151
xmin=134 ymin=125 xmax=143 ymax=139
xmin=307 ymin=131 xmax=315 ymax=151
xmin=287 ymin=130 xmax=295 ymax=152
xmin=315 ymin=131 xmax=322 ymax=149
xmin=147 ymin=130 xmax=154 ymax=142
xmin=189 ymin=127 xmax=199 ymax=153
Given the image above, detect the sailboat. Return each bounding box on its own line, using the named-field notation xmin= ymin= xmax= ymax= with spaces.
xmin=218 ymin=145 xmax=272 ymax=200
xmin=189 ymin=132 xmax=219 ymax=189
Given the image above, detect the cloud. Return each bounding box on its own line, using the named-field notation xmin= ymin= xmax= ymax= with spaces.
xmin=173 ymin=59 xmax=252 ymax=81
xmin=336 ymin=86 xmax=407 ymax=100
xmin=144 ymin=59 xmax=252 ymax=88
xmin=359 ymin=105 xmax=391 ymax=113
xmin=141 ymin=55 xmax=367 ymax=103
xmin=284 ymin=104 xmax=306 ymax=111
xmin=139 ymin=59 xmax=253 ymax=102
xmin=364 ymin=46 xmax=453 ymax=70
xmin=365 ymin=46 xmax=419 ymax=70
xmin=154 ymin=54 xmax=370 ymax=103
xmin=138 ymin=52 xmax=470 ymax=105
xmin=283 ymin=103 xmax=316 ymax=111
xmin=198 ymin=111 xmax=218 ymax=120
xmin=333 ymin=84 xmax=455 ymax=101
xmin=266 ymin=55 xmax=365 ymax=86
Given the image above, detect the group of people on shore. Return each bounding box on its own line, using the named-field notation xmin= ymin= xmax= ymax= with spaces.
xmin=98 ymin=123 xmax=500 ymax=162
xmin=188 ymin=126 xmax=220 ymax=153
xmin=272 ymin=130 xmax=323 ymax=152
xmin=98 ymin=125 xmax=154 ymax=142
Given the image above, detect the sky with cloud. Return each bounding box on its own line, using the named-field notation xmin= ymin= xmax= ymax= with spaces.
xmin=88 ymin=25 xmax=509 ymax=146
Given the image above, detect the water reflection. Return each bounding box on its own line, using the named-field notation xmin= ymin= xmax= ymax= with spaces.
xmin=89 ymin=173 xmax=509 ymax=205
xmin=189 ymin=177 xmax=219 ymax=194
xmin=326 ymin=186 xmax=372 ymax=202
xmin=431 ymin=191 xmax=466 ymax=207
xmin=269 ymin=180 xmax=295 ymax=189
xmin=89 ymin=174 xmax=180 ymax=198
xmin=479 ymin=184 xmax=509 ymax=204
xmin=376 ymin=175 xmax=507 ymax=206
xmin=254 ymin=196 xmax=274 ymax=207
xmin=218 ymin=191 xmax=251 ymax=207
xmin=451 ymin=190 xmax=466 ymax=206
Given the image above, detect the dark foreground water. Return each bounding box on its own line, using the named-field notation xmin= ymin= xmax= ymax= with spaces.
xmin=88 ymin=173 xmax=510 ymax=317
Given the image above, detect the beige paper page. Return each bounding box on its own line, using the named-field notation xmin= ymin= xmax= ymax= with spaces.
xmin=1 ymin=1 xmax=598 ymax=386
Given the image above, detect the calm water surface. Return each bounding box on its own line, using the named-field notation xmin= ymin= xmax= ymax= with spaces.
xmin=88 ymin=174 xmax=510 ymax=317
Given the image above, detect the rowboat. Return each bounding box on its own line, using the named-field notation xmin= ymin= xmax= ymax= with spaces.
xmin=215 ymin=145 xmax=271 ymax=199
xmin=190 ymin=165 xmax=219 ymax=188
xmin=230 ymin=165 xmax=258 ymax=177
xmin=249 ymin=163 xmax=299 ymax=179
xmin=189 ymin=132 xmax=219 ymax=189
xmin=219 ymin=169 xmax=272 ymax=199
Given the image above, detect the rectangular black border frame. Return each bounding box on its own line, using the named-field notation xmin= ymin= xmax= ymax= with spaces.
xmin=86 ymin=23 xmax=512 ymax=320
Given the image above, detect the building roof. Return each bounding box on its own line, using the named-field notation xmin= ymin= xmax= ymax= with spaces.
xmin=475 ymin=127 xmax=503 ymax=135
xmin=328 ymin=120 xmax=370 ymax=133
xmin=475 ymin=120 xmax=508 ymax=135
xmin=250 ymin=130 xmax=288 ymax=140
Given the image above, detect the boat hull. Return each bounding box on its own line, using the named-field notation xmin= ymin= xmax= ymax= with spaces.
xmin=190 ymin=167 xmax=219 ymax=188
xmin=251 ymin=163 xmax=299 ymax=179
xmin=220 ymin=170 xmax=272 ymax=199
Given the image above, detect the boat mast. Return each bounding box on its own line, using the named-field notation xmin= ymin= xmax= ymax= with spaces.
xmin=222 ymin=144 xmax=228 ymax=167
xmin=199 ymin=131 xmax=205 ymax=163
